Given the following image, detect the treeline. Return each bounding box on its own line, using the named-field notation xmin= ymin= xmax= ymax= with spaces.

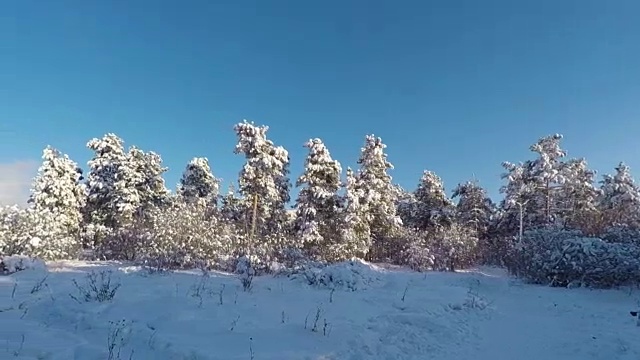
xmin=2 ymin=123 xmax=640 ymax=287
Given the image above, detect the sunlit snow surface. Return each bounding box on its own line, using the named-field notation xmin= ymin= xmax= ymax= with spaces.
xmin=1 ymin=259 xmax=639 ymax=359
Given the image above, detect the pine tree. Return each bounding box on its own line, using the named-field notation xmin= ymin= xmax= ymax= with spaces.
xmin=354 ymin=135 xmax=402 ymax=259
xmin=178 ymin=157 xmax=219 ymax=204
xmin=558 ymin=158 xmax=600 ymax=233
xmin=29 ymin=146 xmax=86 ymax=238
xmin=396 ymin=186 xmax=417 ymax=229
xmin=412 ymin=170 xmax=455 ymax=231
xmin=128 ymin=146 xmax=170 ymax=211
xmin=340 ymin=167 xmax=372 ymax=259
xmin=10 ymin=146 xmax=86 ymax=259
xmin=220 ymin=183 xmax=244 ymax=224
xmin=294 ymin=138 xmax=342 ymax=257
xmin=233 ymin=121 xmax=291 ymax=253
xmin=498 ymin=161 xmax=535 ymax=241
xmin=86 ymin=135 xmax=170 ymax=234
xmin=498 ymin=134 xmax=569 ymax=236
xmin=452 ymin=180 xmax=494 ymax=237
xmin=599 ymin=162 xmax=640 ymax=228
xmin=527 ymin=134 xmax=567 ymax=225
xmin=85 ymin=134 xmax=171 ymax=259
xmin=85 ymin=133 xmax=138 ymax=232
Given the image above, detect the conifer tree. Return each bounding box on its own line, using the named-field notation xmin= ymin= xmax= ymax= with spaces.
xmin=85 ymin=133 xmax=137 ymax=232
xmin=412 ymin=170 xmax=455 ymax=231
xmin=128 ymin=146 xmax=170 ymax=211
xmin=452 ymin=180 xmax=494 ymax=237
xmin=23 ymin=146 xmax=86 ymax=258
xmin=340 ymin=167 xmax=372 ymax=259
xmin=233 ymin=121 xmax=291 ymax=253
xmin=599 ymin=162 xmax=640 ymax=228
xmin=354 ymin=135 xmax=402 ymax=258
xmin=557 ymin=158 xmax=600 ymax=233
xmin=527 ymin=134 xmax=567 ymax=225
xmin=178 ymin=157 xmax=219 ymax=205
xmin=294 ymin=138 xmax=342 ymax=257
xmin=29 ymin=146 xmax=86 ymax=236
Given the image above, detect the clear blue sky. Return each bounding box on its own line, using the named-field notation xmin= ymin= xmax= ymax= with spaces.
xmin=1 ymin=0 xmax=640 ymax=204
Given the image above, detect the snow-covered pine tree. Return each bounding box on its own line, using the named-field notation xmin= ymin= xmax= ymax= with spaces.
xmin=396 ymin=186 xmax=417 ymax=229
xmin=599 ymin=162 xmax=640 ymax=228
xmin=452 ymin=180 xmax=494 ymax=237
xmin=498 ymin=134 xmax=569 ymax=236
xmin=26 ymin=146 xmax=86 ymax=258
xmin=497 ymin=161 xmax=536 ymax=244
xmin=86 ymin=136 xmax=172 ymax=259
xmin=557 ymin=158 xmax=601 ymax=233
xmin=293 ymin=138 xmax=342 ymax=258
xmin=178 ymin=157 xmax=220 ymax=205
xmin=412 ymin=170 xmax=455 ymax=231
xmin=85 ymin=133 xmax=139 ymax=233
xmin=451 ymin=180 xmax=495 ymax=264
xmin=233 ymin=121 xmax=291 ymax=254
xmin=128 ymin=146 xmax=170 ymax=211
xmin=3 ymin=147 xmax=86 ymax=260
xmin=220 ymin=183 xmax=244 ymax=224
xmin=527 ymin=134 xmax=567 ymax=225
xmin=340 ymin=167 xmax=372 ymax=259
xmin=354 ymin=135 xmax=402 ymax=259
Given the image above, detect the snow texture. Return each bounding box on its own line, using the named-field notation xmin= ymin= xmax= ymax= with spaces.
xmin=1 ymin=260 xmax=639 ymax=359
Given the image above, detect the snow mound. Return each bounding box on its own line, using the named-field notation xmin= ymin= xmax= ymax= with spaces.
xmin=1 ymin=255 xmax=46 ymax=274
xmin=285 ymin=259 xmax=385 ymax=291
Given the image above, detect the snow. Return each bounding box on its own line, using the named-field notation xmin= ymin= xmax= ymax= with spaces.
xmin=1 ymin=261 xmax=640 ymax=360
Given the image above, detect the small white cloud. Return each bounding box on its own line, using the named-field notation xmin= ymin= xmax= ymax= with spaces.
xmin=0 ymin=160 xmax=38 ymax=206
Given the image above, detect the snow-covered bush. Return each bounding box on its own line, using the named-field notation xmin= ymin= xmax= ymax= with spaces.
xmin=0 ymin=255 xmax=46 ymax=274
xmin=284 ymin=259 xmax=383 ymax=291
xmin=235 ymin=255 xmax=256 ymax=291
xmin=394 ymin=225 xmax=478 ymax=272
xmin=93 ymin=219 xmax=152 ymax=261
xmin=601 ymin=225 xmax=640 ymax=245
xmin=91 ymin=197 xmax=244 ymax=268
xmin=394 ymin=230 xmax=434 ymax=271
xmin=401 ymin=241 xmax=435 ymax=272
xmin=0 ymin=205 xmax=81 ymax=260
xmin=552 ymin=238 xmax=640 ymax=287
xmin=428 ymin=224 xmax=479 ymax=271
xmin=228 ymin=244 xmax=300 ymax=276
xmin=508 ymin=227 xmax=640 ymax=288
xmin=138 ymin=200 xmax=237 ymax=269
xmin=276 ymin=247 xmax=308 ymax=268
xmin=508 ymin=228 xmax=583 ymax=282
xmin=264 ymin=246 xmax=311 ymax=273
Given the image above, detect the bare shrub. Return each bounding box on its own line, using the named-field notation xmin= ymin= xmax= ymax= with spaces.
xmin=70 ymin=270 xmax=121 ymax=303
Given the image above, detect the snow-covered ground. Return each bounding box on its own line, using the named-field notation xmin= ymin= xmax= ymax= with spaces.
xmin=1 ymin=260 xmax=640 ymax=360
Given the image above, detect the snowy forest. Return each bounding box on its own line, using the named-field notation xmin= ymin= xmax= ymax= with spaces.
xmin=2 ymin=121 xmax=640 ymax=288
